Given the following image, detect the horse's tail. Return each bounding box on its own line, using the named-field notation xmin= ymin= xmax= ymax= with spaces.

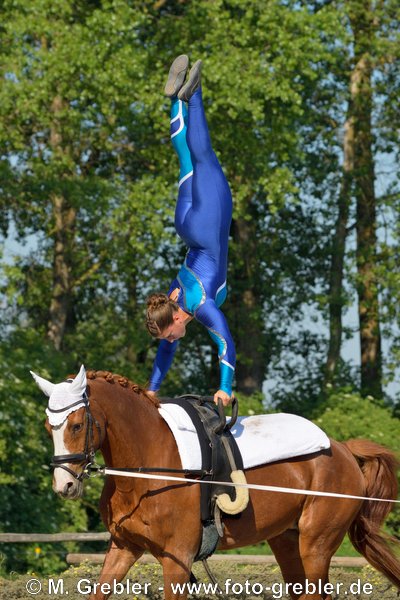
xmin=344 ymin=438 xmax=400 ymax=588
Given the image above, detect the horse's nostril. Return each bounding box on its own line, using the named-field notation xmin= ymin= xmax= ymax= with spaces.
xmin=62 ymin=481 xmax=74 ymax=496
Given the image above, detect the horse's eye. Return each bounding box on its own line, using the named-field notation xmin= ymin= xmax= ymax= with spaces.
xmin=72 ymin=423 xmax=83 ymax=434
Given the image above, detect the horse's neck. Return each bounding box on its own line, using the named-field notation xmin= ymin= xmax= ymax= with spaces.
xmin=93 ymin=384 xmax=178 ymax=469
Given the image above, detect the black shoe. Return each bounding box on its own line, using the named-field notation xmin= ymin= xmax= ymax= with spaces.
xmin=178 ymin=60 xmax=202 ymax=102
xmin=164 ymin=55 xmax=189 ymax=97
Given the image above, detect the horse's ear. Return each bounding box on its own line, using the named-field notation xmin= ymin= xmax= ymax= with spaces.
xmin=30 ymin=371 xmax=55 ymax=398
xmin=70 ymin=364 xmax=87 ymax=395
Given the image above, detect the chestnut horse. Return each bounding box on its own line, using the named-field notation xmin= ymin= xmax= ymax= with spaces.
xmin=40 ymin=369 xmax=400 ymax=600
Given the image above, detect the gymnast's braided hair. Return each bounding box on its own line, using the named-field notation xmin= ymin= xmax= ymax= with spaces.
xmin=145 ymin=293 xmax=179 ymax=337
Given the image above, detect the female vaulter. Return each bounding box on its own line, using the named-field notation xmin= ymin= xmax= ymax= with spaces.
xmin=146 ymin=56 xmax=235 ymax=406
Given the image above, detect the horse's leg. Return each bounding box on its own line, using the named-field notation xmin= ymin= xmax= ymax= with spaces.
xmin=296 ymin=528 xmax=339 ymax=600
xmin=269 ymin=516 xmax=348 ymax=600
xmin=159 ymin=554 xmax=194 ymax=600
xmin=268 ymin=529 xmax=306 ymax=600
xmin=88 ymin=540 xmax=143 ymax=600
xmin=295 ymin=498 xmax=360 ymax=600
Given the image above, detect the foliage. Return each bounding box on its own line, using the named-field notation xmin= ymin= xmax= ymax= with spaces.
xmin=0 ymin=0 xmax=399 ymax=575
xmin=313 ymin=389 xmax=400 ymax=450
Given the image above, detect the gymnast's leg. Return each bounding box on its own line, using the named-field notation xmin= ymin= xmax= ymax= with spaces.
xmin=184 ymin=85 xmax=232 ymax=256
xmin=169 ymin=97 xmax=194 ymax=240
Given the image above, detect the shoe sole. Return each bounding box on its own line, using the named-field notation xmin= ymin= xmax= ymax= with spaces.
xmin=178 ymin=60 xmax=202 ymax=102
xmin=164 ymin=55 xmax=189 ymax=97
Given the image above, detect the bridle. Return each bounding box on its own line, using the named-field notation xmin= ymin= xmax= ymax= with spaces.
xmin=49 ymin=388 xmax=103 ymax=482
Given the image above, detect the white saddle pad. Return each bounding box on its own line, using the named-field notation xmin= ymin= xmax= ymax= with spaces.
xmin=159 ymin=405 xmax=330 ymax=472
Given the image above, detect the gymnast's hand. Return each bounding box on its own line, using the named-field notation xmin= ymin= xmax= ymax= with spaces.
xmin=214 ymin=390 xmax=232 ymax=407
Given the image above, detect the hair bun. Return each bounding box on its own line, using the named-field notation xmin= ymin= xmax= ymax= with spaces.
xmin=146 ymin=293 xmax=169 ymax=311
xmin=145 ymin=292 xmax=178 ymax=337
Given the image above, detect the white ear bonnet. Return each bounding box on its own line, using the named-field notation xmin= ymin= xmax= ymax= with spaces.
xmin=30 ymin=365 xmax=88 ymax=426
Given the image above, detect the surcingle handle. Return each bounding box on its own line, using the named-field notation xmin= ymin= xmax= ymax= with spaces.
xmin=225 ymin=397 xmax=238 ymax=431
xmin=213 ymin=398 xmax=226 ymax=434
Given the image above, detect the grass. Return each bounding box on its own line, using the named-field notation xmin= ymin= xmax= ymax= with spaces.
xmin=218 ymin=535 xmax=358 ymax=557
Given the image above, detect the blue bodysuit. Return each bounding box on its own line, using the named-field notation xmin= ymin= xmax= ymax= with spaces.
xmin=149 ymin=87 xmax=235 ymax=395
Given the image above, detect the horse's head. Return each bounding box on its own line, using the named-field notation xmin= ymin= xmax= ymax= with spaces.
xmin=30 ymin=365 xmax=102 ymax=499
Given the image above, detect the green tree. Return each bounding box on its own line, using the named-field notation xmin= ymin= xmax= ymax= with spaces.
xmin=324 ymin=0 xmax=400 ymax=401
xmin=350 ymin=0 xmax=383 ymax=398
xmin=0 ymin=0 xmax=161 ymax=361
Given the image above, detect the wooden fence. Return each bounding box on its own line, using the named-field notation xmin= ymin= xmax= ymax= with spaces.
xmin=0 ymin=533 xmax=367 ymax=567
xmin=0 ymin=532 xmax=109 ymax=543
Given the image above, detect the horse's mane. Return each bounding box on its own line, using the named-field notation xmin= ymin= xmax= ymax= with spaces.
xmin=84 ymin=370 xmax=160 ymax=408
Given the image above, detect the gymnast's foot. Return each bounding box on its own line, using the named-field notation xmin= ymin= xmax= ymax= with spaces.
xmin=164 ymin=54 xmax=189 ymax=97
xmin=178 ymin=59 xmax=202 ymax=102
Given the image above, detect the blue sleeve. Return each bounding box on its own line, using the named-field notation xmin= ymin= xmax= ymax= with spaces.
xmin=148 ymin=340 xmax=179 ymax=391
xmin=195 ymin=299 xmax=236 ymax=395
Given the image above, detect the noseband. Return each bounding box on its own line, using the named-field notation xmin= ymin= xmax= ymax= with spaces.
xmin=49 ymin=389 xmax=102 ymax=482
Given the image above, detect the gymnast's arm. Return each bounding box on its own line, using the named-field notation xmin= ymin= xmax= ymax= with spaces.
xmin=148 ymin=339 xmax=179 ymax=393
xmin=195 ymin=299 xmax=236 ymax=405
